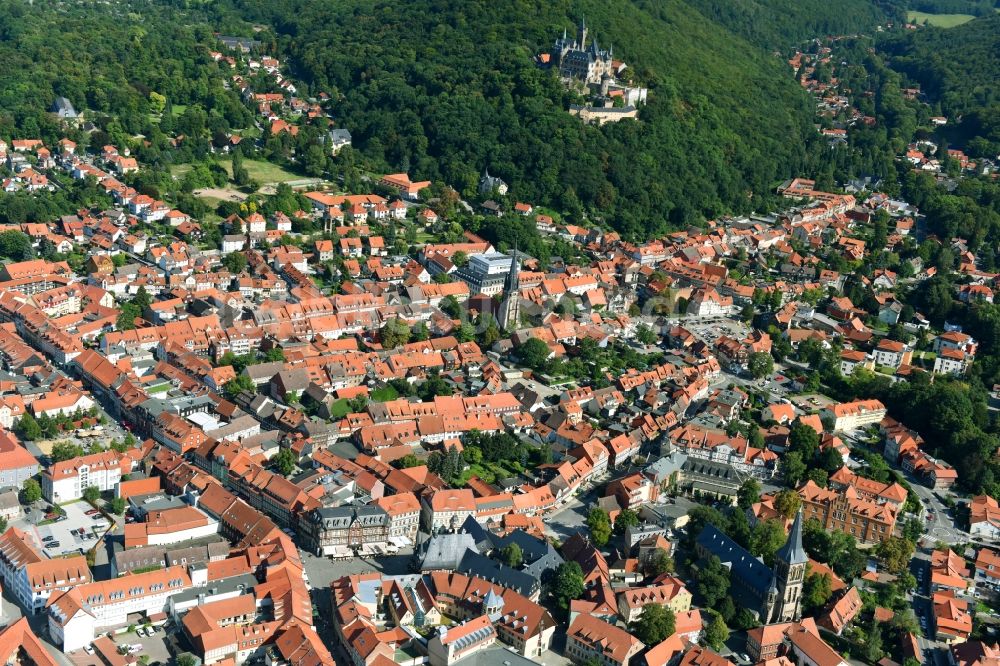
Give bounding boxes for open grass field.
[220,157,301,184]
[907,10,976,26]
[170,163,194,179]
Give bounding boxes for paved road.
[907,481,966,544]
[544,486,601,541]
[301,548,414,592]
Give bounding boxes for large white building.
[454,252,514,296]
[934,347,971,376]
[823,399,887,432]
[0,527,91,614]
[41,450,129,503]
[48,564,196,652]
[123,506,220,549]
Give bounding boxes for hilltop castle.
[547,18,648,125]
[552,18,615,86]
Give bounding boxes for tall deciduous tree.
[630,604,676,645]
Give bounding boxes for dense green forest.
[216,0,846,238]
[684,0,900,48]
[0,0,915,240]
[880,13,1000,155]
[0,0,253,144]
[906,0,998,16]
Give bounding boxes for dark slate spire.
[775,509,808,565]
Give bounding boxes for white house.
[42,450,128,504]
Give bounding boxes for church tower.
[766,509,808,624]
[497,249,521,332]
[578,17,588,49]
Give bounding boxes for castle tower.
[766,509,808,624]
[578,17,587,49]
[497,248,521,332]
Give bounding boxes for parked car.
[83,645,95,655]
[48,541,60,548]
[85,509,99,516]
[127,644,143,654]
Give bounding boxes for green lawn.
[907,10,976,26]
[329,399,350,419]
[370,386,400,402]
[221,157,301,184]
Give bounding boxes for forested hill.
[223,0,835,238]
[880,13,1000,156]
[683,0,900,48]
[0,0,251,142]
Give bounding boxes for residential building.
[817,587,862,635]
[973,548,1000,601]
[931,548,972,593]
[428,614,496,666]
[822,399,887,432]
[933,590,972,644]
[422,489,476,533]
[0,527,91,614]
[971,495,1000,540]
[42,450,129,503]
[48,564,194,651]
[565,614,644,666]
[616,577,691,622]
[0,430,40,488]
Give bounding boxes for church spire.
[775,509,808,566]
[498,244,521,332]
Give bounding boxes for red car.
[85,509,99,516]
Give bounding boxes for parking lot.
[27,501,110,558]
[683,317,752,346]
[790,392,836,410]
[68,625,174,665]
